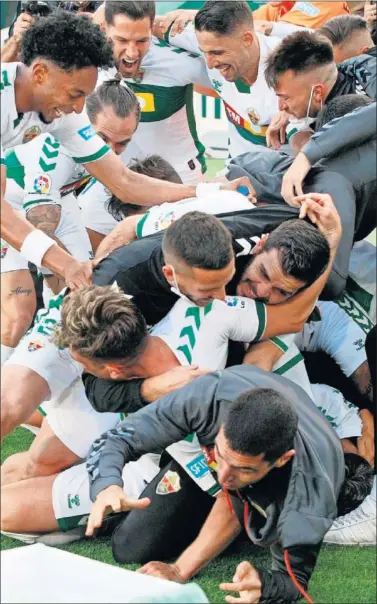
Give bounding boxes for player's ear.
[243,30,254,47]
[32,62,48,85]
[162,264,174,284]
[274,449,296,469]
[252,234,269,255]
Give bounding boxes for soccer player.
[154,1,282,157]
[264,29,376,152]
[1,12,242,291]
[1,80,140,364]
[79,0,214,250]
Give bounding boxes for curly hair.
[20,11,113,70]
[54,285,147,362]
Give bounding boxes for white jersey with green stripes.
[165,25,280,157]
[151,295,312,398]
[98,37,211,175]
[4,134,90,212]
[0,63,110,166]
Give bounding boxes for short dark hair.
[315,94,373,131]
[224,388,298,464]
[319,14,369,48]
[21,11,113,70]
[86,79,140,124]
[337,453,374,516]
[55,285,148,363]
[265,31,334,89]
[195,0,253,36]
[104,1,155,26]
[262,219,330,287]
[162,212,234,271]
[107,155,182,221]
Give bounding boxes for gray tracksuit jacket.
[87,366,345,603]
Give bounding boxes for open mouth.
[54,108,66,119]
[121,58,138,68]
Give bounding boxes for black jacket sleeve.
[82,373,146,414]
[303,103,377,166]
[258,542,322,603]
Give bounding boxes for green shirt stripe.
[255,302,267,341]
[72,145,110,165]
[273,353,304,376]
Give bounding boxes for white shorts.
[311,383,362,440]
[52,453,160,531]
[295,301,367,377]
[79,179,118,237]
[40,378,123,459]
[4,291,81,400]
[1,205,92,275]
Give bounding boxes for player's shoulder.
[222,296,250,310]
[0,62,18,91]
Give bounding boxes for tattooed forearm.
[10,287,32,296]
[26,204,61,237]
[26,204,71,254]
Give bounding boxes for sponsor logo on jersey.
[135,93,156,112]
[33,173,52,195]
[156,470,181,495]
[22,126,41,144]
[67,494,81,509]
[293,2,319,17]
[78,124,96,141]
[133,68,145,84]
[225,296,246,309]
[186,454,210,479]
[223,101,267,137]
[1,241,8,259]
[247,107,260,125]
[28,339,45,352]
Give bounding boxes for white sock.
[1,344,15,366]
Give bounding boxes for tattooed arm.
[25,204,70,255]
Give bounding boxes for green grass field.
[1,427,376,603]
[1,158,376,602]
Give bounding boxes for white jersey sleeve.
[6,135,77,211]
[48,111,111,165]
[136,190,253,237]
[217,296,267,342]
[164,22,202,56]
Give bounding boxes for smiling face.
[31,61,98,122]
[91,105,138,155]
[236,247,306,305]
[106,14,152,79]
[196,28,254,82]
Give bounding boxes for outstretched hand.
[86,485,150,537]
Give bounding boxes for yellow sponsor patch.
[136,93,156,112]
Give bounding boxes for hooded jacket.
[87,366,345,603]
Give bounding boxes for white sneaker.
[324,493,376,546]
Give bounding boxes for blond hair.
[54,285,147,362]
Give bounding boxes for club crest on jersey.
[22,126,41,144]
[247,107,260,125]
[133,69,145,84]
[33,174,52,195]
[156,471,181,495]
[28,340,45,352]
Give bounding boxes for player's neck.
[134,335,180,376]
[15,64,36,114]
[242,35,260,86]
